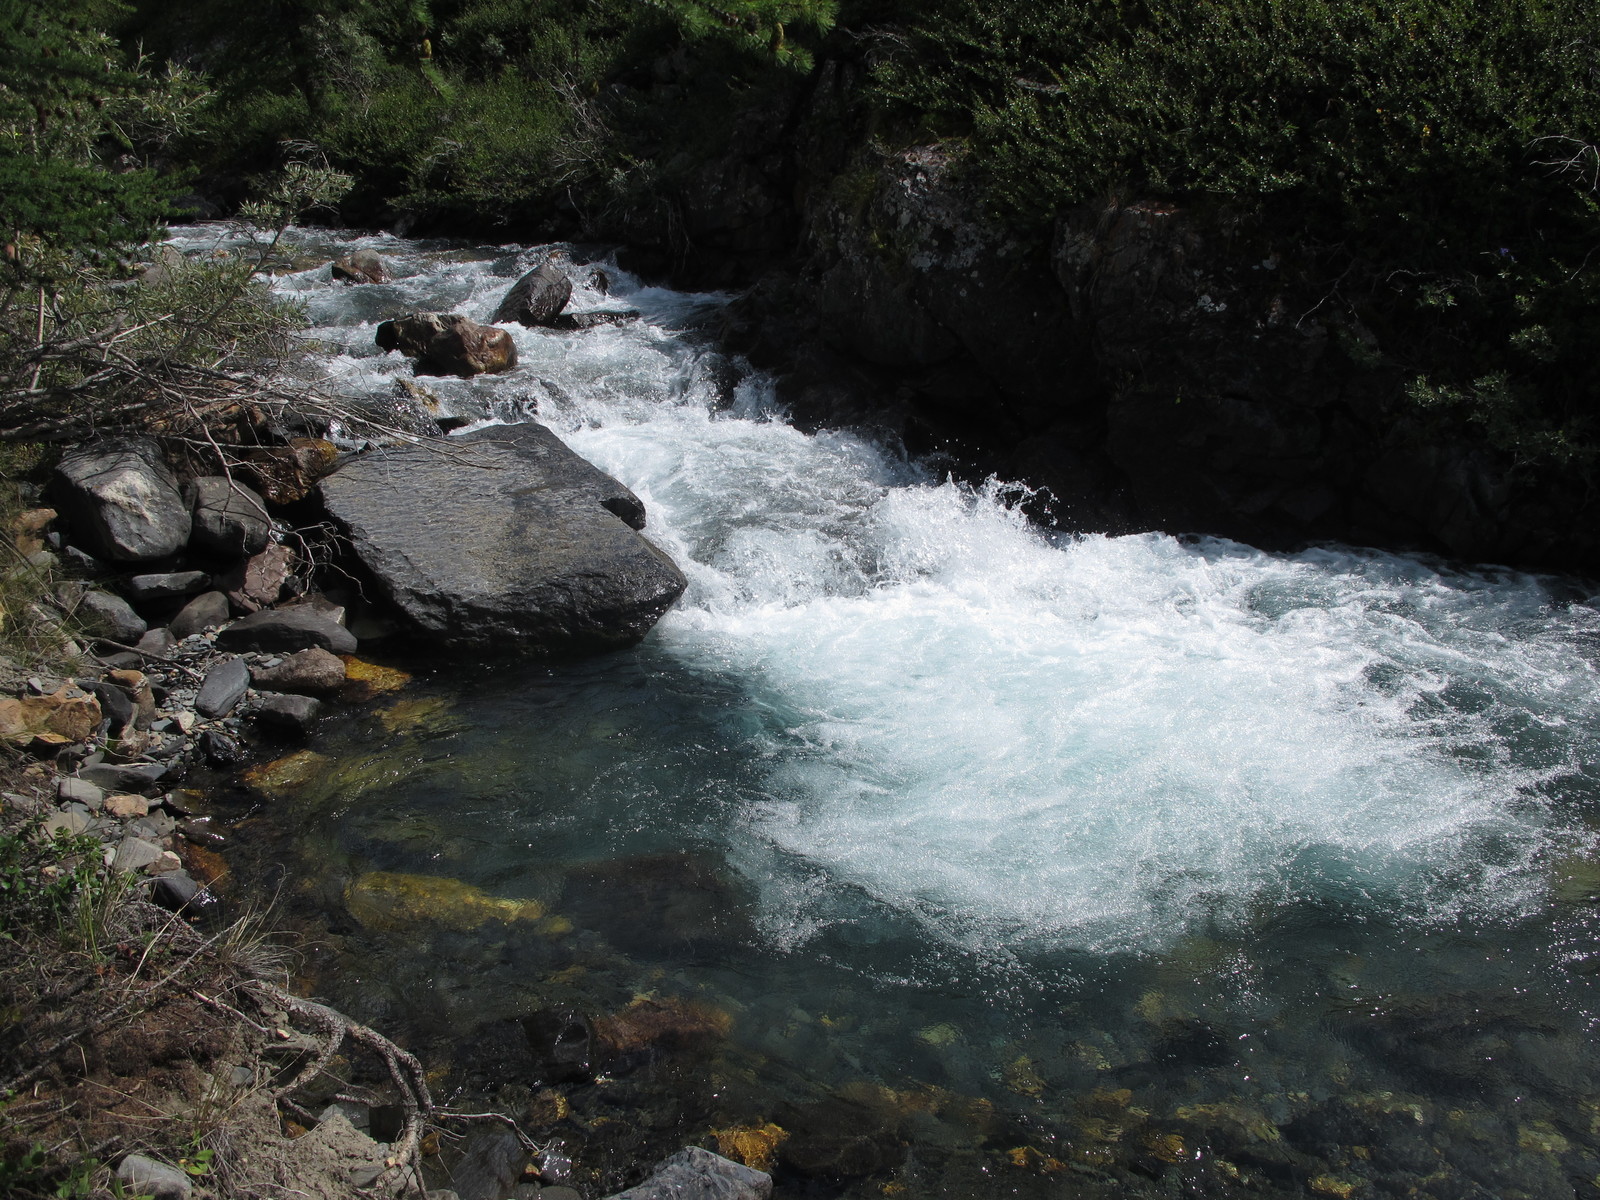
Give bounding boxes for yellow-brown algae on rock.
[345,871,546,932]
[592,995,733,1055]
[241,749,330,797]
[711,1123,788,1173]
[1309,1175,1361,1199]
[339,656,412,702]
[1003,1054,1046,1099]
[1175,1102,1282,1143]
[374,696,452,734]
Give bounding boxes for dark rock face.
[729,127,1600,571]
[375,312,517,377]
[185,476,272,557]
[492,261,572,327]
[53,439,190,563]
[318,422,686,654]
[251,691,323,733]
[332,250,390,284]
[548,309,641,331]
[67,586,148,643]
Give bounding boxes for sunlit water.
[172,226,1600,1198]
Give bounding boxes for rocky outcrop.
[52,439,191,562]
[318,422,686,654]
[492,261,572,326]
[375,312,518,377]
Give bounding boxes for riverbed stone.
[449,1125,528,1200]
[186,476,272,557]
[195,657,251,718]
[216,608,357,654]
[67,587,148,643]
[493,261,572,327]
[251,691,323,733]
[124,570,209,602]
[114,836,165,874]
[251,647,346,695]
[332,250,390,284]
[376,312,518,377]
[218,543,295,612]
[117,1153,192,1200]
[53,439,191,563]
[76,761,166,793]
[169,590,232,639]
[318,422,685,654]
[603,1147,771,1200]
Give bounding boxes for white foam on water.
[238,225,1600,958]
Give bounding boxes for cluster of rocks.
[357,250,639,380]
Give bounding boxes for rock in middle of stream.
[318,422,686,654]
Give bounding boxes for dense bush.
[869,0,1600,465]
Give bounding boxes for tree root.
[247,980,434,1196]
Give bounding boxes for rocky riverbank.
[0,245,761,1199]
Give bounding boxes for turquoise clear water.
[177,226,1600,1198]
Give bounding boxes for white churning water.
[188,225,1600,960]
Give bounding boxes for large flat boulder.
[318,423,685,654]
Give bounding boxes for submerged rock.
[604,1147,771,1200]
[345,870,546,932]
[317,422,686,654]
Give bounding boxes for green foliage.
[0,820,110,945]
[870,0,1600,470]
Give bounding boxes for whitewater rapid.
[213,225,1600,961]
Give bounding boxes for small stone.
[77,761,167,794]
[150,870,200,911]
[318,1100,371,1131]
[230,1066,254,1088]
[150,850,183,875]
[105,793,150,818]
[124,571,210,601]
[135,627,178,657]
[114,836,165,873]
[170,591,232,639]
[218,543,295,613]
[43,810,91,837]
[348,1164,385,1189]
[173,709,196,734]
[251,692,323,734]
[117,1153,192,1200]
[57,777,105,810]
[195,657,251,718]
[198,729,244,767]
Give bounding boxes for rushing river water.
[175,226,1600,1198]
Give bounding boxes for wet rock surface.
[318,422,686,654]
[493,260,573,327]
[376,312,519,377]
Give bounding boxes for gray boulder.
[186,476,272,556]
[216,607,357,654]
[449,1124,527,1200]
[170,590,232,639]
[196,656,251,718]
[604,1148,771,1200]
[493,261,572,327]
[375,312,518,377]
[53,439,190,562]
[251,647,346,695]
[66,586,148,643]
[318,422,684,654]
[125,571,209,601]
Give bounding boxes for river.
[172,224,1600,1199]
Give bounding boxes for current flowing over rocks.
[59,223,1600,1200]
